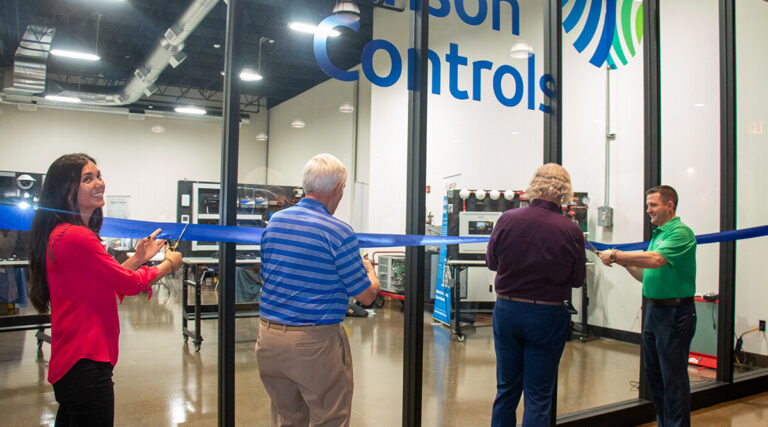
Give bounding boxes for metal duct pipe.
[56,0,220,105]
[5,25,55,95]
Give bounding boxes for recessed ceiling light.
[339,103,354,113]
[51,49,100,61]
[45,94,82,103]
[255,132,268,141]
[694,103,706,107]
[213,43,221,48]
[288,22,340,37]
[291,119,306,128]
[151,125,166,134]
[175,106,206,115]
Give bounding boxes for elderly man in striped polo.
[256,153,380,427]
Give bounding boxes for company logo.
[562,0,644,69]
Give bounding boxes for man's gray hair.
[302,153,348,194]
[525,163,573,205]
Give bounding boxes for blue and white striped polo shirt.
[259,197,371,325]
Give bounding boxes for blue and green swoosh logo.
[563,0,644,69]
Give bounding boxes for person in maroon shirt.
[28,153,183,426]
[486,163,586,427]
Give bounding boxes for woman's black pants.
[52,358,114,427]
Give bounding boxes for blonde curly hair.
[525,163,573,205]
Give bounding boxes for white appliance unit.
[377,255,405,294]
[457,266,497,302]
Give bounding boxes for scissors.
[169,222,190,252]
[585,240,601,255]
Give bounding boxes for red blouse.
[46,223,161,383]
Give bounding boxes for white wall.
[562,0,646,332]
[660,0,721,299]
[0,105,268,223]
[266,77,358,223]
[735,0,768,355]
[368,0,546,237]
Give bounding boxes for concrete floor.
[0,278,761,426]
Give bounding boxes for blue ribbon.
[2,204,767,249]
[0,204,488,247]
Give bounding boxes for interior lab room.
[1,0,767,426]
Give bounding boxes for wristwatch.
[609,250,617,263]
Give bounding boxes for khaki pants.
[256,322,353,427]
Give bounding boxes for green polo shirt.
[642,216,697,299]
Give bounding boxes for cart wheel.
[457,334,466,342]
[194,343,201,352]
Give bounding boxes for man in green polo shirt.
[600,185,697,427]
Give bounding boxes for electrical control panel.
[458,211,502,254]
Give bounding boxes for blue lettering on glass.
[407,49,441,94]
[428,0,451,18]
[493,0,520,35]
[527,53,535,110]
[405,0,518,35]
[446,43,469,100]
[314,15,359,81]
[492,64,524,107]
[314,10,554,113]
[472,60,493,101]
[455,0,488,26]
[362,39,402,87]
[539,74,555,114]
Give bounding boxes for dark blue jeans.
[53,358,115,427]
[642,302,697,427]
[491,299,569,427]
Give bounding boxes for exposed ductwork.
[5,25,56,96]
[53,0,220,106]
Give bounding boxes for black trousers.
[643,302,697,427]
[52,358,114,427]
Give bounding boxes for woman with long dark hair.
[28,153,183,426]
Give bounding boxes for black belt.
[648,296,694,307]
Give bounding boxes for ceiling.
[0,0,380,116]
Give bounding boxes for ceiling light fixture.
[45,94,82,103]
[291,119,306,128]
[151,125,166,134]
[50,49,101,61]
[255,132,269,141]
[509,39,534,59]
[332,1,361,23]
[288,22,340,37]
[175,106,207,115]
[240,67,263,81]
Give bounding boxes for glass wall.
[422,0,545,424]
[660,0,720,388]
[560,0,644,414]
[0,0,227,423]
[734,0,768,380]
